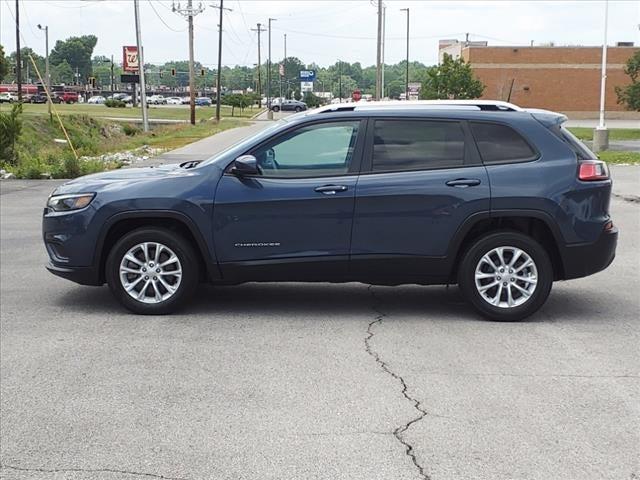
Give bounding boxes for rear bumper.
[561,226,618,280]
[46,262,102,286]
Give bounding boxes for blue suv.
[42,101,617,321]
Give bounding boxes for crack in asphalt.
[613,193,640,204]
[365,285,431,480]
[0,463,189,480]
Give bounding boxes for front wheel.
[294,106,302,112]
[458,231,553,322]
[271,106,280,112]
[106,228,199,314]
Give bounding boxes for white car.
[87,95,106,104]
[147,95,167,105]
[0,92,19,103]
[166,96,183,105]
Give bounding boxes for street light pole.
[37,24,51,119]
[133,0,149,132]
[267,18,276,119]
[110,54,115,96]
[401,8,409,101]
[210,1,231,122]
[594,0,609,152]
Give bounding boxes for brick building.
[439,40,639,117]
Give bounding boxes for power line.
[148,0,186,32]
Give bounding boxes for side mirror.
[231,155,259,176]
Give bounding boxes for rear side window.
[470,122,537,164]
[372,120,466,172]
[557,126,597,160]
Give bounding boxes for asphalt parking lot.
[1,169,638,479]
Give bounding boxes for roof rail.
[311,99,524,114]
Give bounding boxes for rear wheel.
[106,228,199,314]
[458,231,553,321]
[272,105,280,112]
[294,106,302,112]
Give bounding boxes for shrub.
[105,99,126,108]
[0,103,23,165]
[122,123,140,136]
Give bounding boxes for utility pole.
[284,33,287,99]
[251,23,267,99]
[594,0,610,152]
[15,0,22,101]
[173,0,205,125]
[110,54,115,96]
[375,0,382,100]
[210,1,232,122]
[338,60,342,102]
[380,6,386,98]
[400,8,409,101]
[133,0,149,132]
[37,24,51,119]
[267,18,276,119]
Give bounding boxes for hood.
[53,163,206,195]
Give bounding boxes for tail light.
[578,160,609,181]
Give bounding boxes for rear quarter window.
[470,122,537,164]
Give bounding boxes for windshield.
[197,117,293,168]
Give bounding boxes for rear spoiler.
[525,108,568,128]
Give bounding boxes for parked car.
[166,96,183,105]
[29,94,48,104]
[0,92,19,103]
[42,100,617,320]
[52,91,79,104]
[87,95,106,104]
[147,95,167,105]
[181,97,190,105]
[271,99,307,112]
[195,96,212,106]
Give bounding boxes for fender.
[94,209,220,282]
[446,208,566,264]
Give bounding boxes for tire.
[272,106,280,112]
[458,231,553,322]
[106,227,199,314]
[294,106,302,112]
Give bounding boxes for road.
[1,168,638,477]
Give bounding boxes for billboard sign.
[122,46,139,73]
[299,70,316,81]
[300,81,313,93]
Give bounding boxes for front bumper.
[561,226,618,280]
[46,262,102,286]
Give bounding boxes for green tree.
[0,45,8,82]
[0,103,23,166]
[420,53,484,100]
[616,50,640,111]
[51,60,74,84]
[49,35,98,82]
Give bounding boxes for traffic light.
[12,66,16,74]
[89,77,96,88]
[200,68,205,77]
[171,68,176,76]
[159,70,163,78]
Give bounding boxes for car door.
[350,117,490,282]
[213,118,366,281]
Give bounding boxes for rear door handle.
[314,185,348,195]
[446,178,481,188]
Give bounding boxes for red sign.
[122,46,139,73]
[352,89,362,102]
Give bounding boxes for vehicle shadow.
[52,281,608,323]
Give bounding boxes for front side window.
[470,122,537,164]
[252,121,360,177]
[372,120,466,172]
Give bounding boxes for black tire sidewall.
[458,231,553,322]
[106,228,199,315]
[272,106,280,112]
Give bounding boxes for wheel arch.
[95,210,218,283]
[448,210,566,281]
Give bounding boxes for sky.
[1,0,639,69]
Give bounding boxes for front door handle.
[446,178,481,188]
[314,185,348,195]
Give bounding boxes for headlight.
[47,193,95,212]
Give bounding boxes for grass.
[2,112,249,179]
[0,102,261,121]
[598,151,640,165]
[568,127,640,141]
